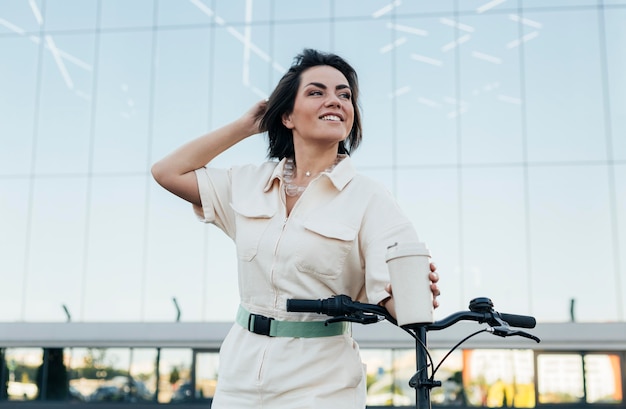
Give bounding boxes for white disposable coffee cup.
[385,242,433,327]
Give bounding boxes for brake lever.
[326,312,381,325]
[513,330,541,343]
[488,326,541,343]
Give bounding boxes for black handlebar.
[288,294,539,409]
[287,299,331,313]
[287,295,391,326]
[499,312,536,329]
[287,294,537,332]
[287,295,386,317]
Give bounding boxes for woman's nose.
[325,94,341,107]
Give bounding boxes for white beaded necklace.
[283,156,343,197]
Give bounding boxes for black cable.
[400,327,435,380]
[431,328,488,380]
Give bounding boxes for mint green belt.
[236,306,349,338]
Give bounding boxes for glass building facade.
[1,0,625,325]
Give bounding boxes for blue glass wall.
[1,0,625,323]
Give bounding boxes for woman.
[152,49,440,408]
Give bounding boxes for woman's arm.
[151,100,267,206]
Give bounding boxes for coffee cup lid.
[385,242,430,259]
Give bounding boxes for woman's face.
[282,65,354,149]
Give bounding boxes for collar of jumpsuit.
[265,154,353,194]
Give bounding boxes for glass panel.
[157,0,217,27]
[145,183,210,322]
[44,0,98,31]
[617,164,626,321]
[584,354,623,404]
[0,36,38,176]
[1,0,623,328]
[429,349,465,406]
[83,176,146,321]
[99,0,154,29]
[151,27,211,167]
[128,348,157,402]
[212,0,271,24]
[67,347,98,401]
[362,348,393,406]
[35,32,96,174]
[605,9,626,161]
[524,9,606,163]
[523,0,600,7]
[272,0,331,21]
[396,168,464,316]
[458,13,524,164]
[334,0,403,18]
[464,349,535,407]
[65,348,85,402]
[2,348,42,401]
[392,349,416,406]
[195,351,219,400]
[537,353,583,404]
[23,177,88,322]
[396,0,456,14]
[0,0,44,33]
[528,165,616,322]
[0,179,29,321]
[157,348,193,403]
[334,18,394,169]
[91,31,152,174]
[462,167,529,313]
[69,347,131,402]
[271,22,332,82]
[393,15,457,167]
[209,25,272,169]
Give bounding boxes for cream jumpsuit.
[194,156,421,408]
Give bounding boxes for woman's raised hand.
[239,99,269,137]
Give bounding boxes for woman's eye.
[309,90,323,96]
[339,92,352,99]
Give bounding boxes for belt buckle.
[248,313,274,336]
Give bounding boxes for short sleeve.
[194,166,236,239]
[360,188,421,305]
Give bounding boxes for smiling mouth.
[320,114,342,121]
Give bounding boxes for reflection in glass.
[537,353,583,404]
[157,348,193,403]
[66,347,138,402]
[584,354,623,404]
[391,349,418,406]
[362,348,393,406]
[128,348,157,402]
[195,351,219,400]
[1,348,42,401]
[464,349,535,407]
[429,349,465,407]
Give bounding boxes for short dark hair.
[261,49,362,159]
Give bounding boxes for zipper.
[271,218,287,308]
[269,183,308,307]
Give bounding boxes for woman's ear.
[282,113,294,129]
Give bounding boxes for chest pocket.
[295,219,357,278]
[232,203,275,262]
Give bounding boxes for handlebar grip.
[286,299,323,313]
[499,313,536,329]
